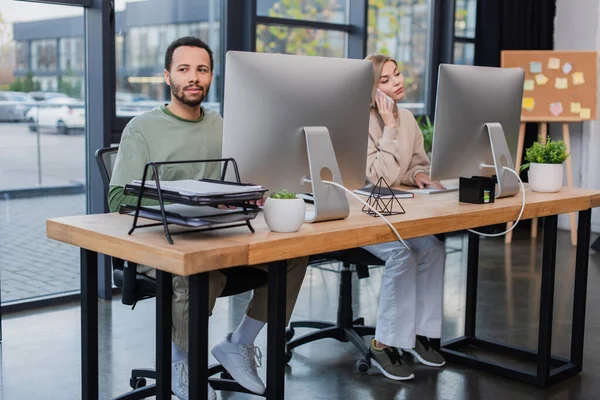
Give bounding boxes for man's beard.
[171,82,210,107]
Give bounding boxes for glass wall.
[0,2,86,304]
[31,39,58,71]
[255,0,350,60]
[115,0,222,117]
[256,24,345,57]
[367,0,433,114]
[257,0,347,23]
[454,0,476,65]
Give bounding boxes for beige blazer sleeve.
[366,114,404,186]
[400,114,431,186]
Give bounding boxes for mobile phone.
[376,88,395,108]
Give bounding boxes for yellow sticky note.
[535,74,548,85]
[555,77,568,89]
[523,79,535,91]
[580,108,591,119]
[571,102,581,113]
[522,97,535,111]
[548,57,560,70]
[573,72,585,85]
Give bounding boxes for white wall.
[553,0,600,233]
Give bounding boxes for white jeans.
[363,236,445,349]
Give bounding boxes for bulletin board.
[501,50,598,122]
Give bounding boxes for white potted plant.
[263,189,306,233]
[521,137,569,193]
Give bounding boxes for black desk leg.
[537,215,558,386]
[81,249,98,400]
[465,232,480,337]
[267,261,288,400]
[571,209,591,367]
[156,270,173,400]
[189,273,210,400]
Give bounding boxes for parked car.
[26,97,85,135]
[28,91,70,102]
[0,91,37,122]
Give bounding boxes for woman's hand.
[375,90,397,128]
[415,173,445,190]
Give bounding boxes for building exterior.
[12,0,221,102]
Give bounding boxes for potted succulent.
[263,189,306,233]
[520,137,569,193]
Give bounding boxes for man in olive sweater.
[110,36,308,400]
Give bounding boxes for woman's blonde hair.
[365,53,398,119]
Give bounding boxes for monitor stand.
[482,122,520,198]
[302,126,350,222]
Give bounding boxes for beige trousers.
[140,257,309,351]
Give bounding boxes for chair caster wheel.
[285,350,293,364]
[286,328,295,341]
[130,377,147,389]
[356,359,371,374]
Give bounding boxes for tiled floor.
[1,231,600,399]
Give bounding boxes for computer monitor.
[430,64,525,197]
[221,51,373,221]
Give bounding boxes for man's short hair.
[164,36,214,73]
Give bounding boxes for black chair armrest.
[355,264,370,279]
[111,257,140,306]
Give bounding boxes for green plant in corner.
[270,189,297,199]
[520,137,569,171]
[416,115,433,155]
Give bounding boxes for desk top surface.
[47,187,600,275]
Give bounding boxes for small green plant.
[520,137,569,171]
[416,115,433,155]
[270,189,297,199]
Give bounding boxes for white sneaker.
[211,333,266,395]
[172,360,216,400]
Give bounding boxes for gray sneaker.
[369,339,415,381]
[403,335,446,367]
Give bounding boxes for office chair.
[286,249,385,374]
[592,236,600,252]
[96,146,269,399]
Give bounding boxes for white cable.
[319,180,411,251]
[467,166,526,237]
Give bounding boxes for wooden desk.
[47,188,600,398]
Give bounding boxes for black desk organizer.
[459,176,496,204]
[122,158,267,244]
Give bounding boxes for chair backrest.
[95,146,119,191]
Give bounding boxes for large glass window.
[367,0,433,113]
[59,37,84,71]
[255,0,350,60]
[16,41,29,71]
[256,24,345,57]
[453,0,476,65]
[31,39,58,71]
[0,3,86,305]
[257,0,347,24]
[115,0,221,117]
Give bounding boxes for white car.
[27,97,85,135]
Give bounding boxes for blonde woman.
[362,53,446,381]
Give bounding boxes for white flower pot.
[528,163,564,193]
[263,197,306,233]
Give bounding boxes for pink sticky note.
[550,102,563,117]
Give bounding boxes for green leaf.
[523,137,569,165]
[270,189,297,199]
